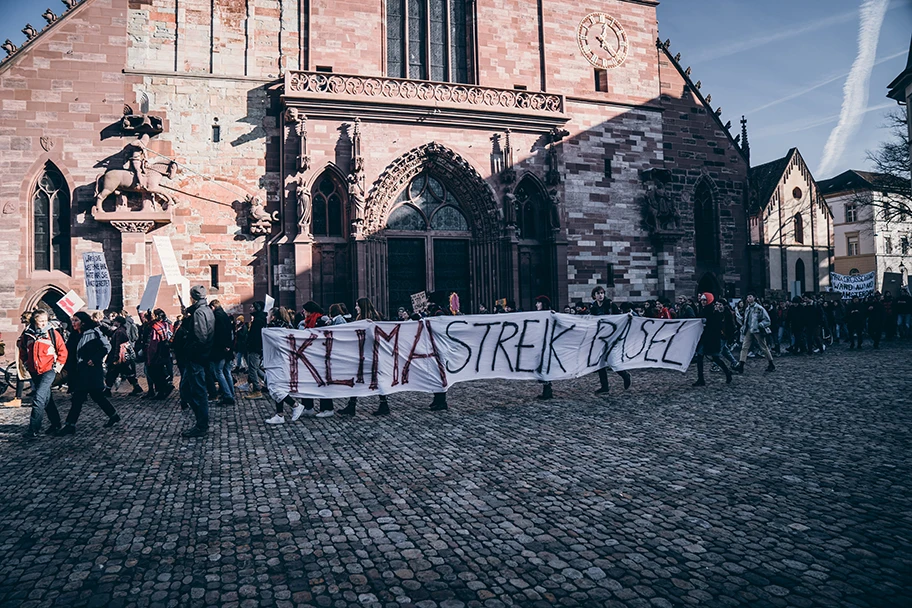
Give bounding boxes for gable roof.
[818,169,911,197]
[887,36,912,101]
[748,149,795,213]
[0,0,90,73]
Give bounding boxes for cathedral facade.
[0,0,750,333]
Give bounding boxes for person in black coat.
[846,295,867,349]
[590,286,632,394]
[866,293,885,349]
[245,302,269,397]
[172,286,215,437]
[693,293,733,386]
[57,311,120,435]
[208,299,236,405]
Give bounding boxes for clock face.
[577,12,628,69]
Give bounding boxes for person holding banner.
[692,293,733,387]
[340,298,392,417]
[208,300,236,406]
[733,294,775,374]
[590,286,632,394]
[172,286,215,438]
[243,302,268,399]
[57,311,121,435]
[18,310,68,439]
[534,296,556,401]
[847,295,867,349]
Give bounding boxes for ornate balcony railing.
[285,71,564,115]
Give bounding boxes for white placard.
[138,275,163,312]
[262,312,704,400]
[177,277,191,308]
[56,290,86,317]
[265,294,275,313]
[153,236,183,286]
[82,252,111,311]
[830,271,876,299]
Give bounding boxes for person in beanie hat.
[692,292,733,386]
[172,285,215,437]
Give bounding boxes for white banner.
[153,236,183,286]
[138,275,163,312]
[82,252,112,311]
[262,312,703,400]
[830,271,875,299]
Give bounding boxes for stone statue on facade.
[93,133,177,214]
[296,176,312,236]
[502,192,517,229]
[547,188,561,230]
[247,195,278,236]
[641,174,681,233]
[348,157,366,237]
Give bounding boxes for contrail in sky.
[816,0,891,177]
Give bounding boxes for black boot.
[429,393,448,411]
[618,370,631,390]
[766,361,775,373]
[372,396,390,416]
[733,361,744,374]
[693,358,706,386]
[537,383,553,400]
[340,397,357,416]
[130,382,143,396]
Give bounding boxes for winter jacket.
[173,300,215,364]
[589,300,618,316]
[17,325,68,376]
[70,327,110,392]
[741,302,771,335]
[246,311,268,355]
[146,319,173,366]
[698,303,723,355]
[234,323,248,354]
[211,307,235,361]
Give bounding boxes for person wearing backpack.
[103,316,144,396]
[18,310,68,439]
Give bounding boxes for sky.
[1,0,910,181]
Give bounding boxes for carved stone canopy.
[120,113,163,137]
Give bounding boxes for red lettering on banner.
[370,325,401,390]
[355,329,366,384]
[286,333,325,393]
[401,320,448,387]
[323,330,355,387]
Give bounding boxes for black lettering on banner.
[472,322,500,373]
[661,320,690,366]
[286,332,325,392]
[370,325,401,390]
[547,321,575,374]
[444,321,472,374]
[323,330,355,387]
[492,321,519,372]
[401,320,448,387]
[515,319,541,373]
[643,320,682,363]
[622,319,653,362]
[587,318,621,367]
[536,318,550,373]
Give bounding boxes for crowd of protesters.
[11,283,911,440]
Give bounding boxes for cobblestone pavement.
[0,341,910,608]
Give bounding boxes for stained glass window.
[387,204,427,231]
[312,172,345,237]
[430,205,468,231]
[387,173,469,232]
[514,177,547,241]
[33,162,70,272]
[387,0,471,83]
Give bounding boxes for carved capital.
[110,220,155,233]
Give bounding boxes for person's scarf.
[76,327,101,363]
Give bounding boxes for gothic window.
[311,172,346,237]
[795,258,806,294]
[514,177,548,241]
[33,162,71,273]
[387,0,471,83]
[794,213,804,244]
[693,180,718,265]
[386,173,469,232]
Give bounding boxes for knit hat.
[190,285,207,301]
[700,292,714,305]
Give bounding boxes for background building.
[819,170,912,292]
[747,148,833,296]
[0,0,751,334]
[886,36,912,190]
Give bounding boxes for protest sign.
[177,277,191,308]
[152,236,183,286]
[265,294,276,313]
[82,252,111,311]
[138,275,163,312]
[830,271,875,299]
[56,290,86,317]
[410,291,429,314]
[262,312,703,399]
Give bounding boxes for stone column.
[111,220,156,309]
[652,231,685,301]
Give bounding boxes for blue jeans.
[247,352,265,391]
[28,370,60,433]
[209,358,235,402]
[181,362,209,431]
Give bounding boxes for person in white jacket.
[734,293,775,374]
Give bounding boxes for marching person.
[19,310,68,439]
[692,293,733,386]
[233,314,248,375]
[244,301,268,398]
[341,297,391,416]
[589,286,632,394]
[846,294,866,349]
[103,316,144,397]
[58,311,121,435]
[208,299,236,406]
[534,295,555,401]
[145,308,174,399]
[733,293,775,374]
[172,286,215,438]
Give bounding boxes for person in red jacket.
[18,310,68,439]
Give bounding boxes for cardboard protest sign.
[82,252,111,311]
[56,290,86,317]
[177,277,191,308]
[262,312,703,400]
[138,275,163,312]
[410,291,429,314]
[153,236,183,286]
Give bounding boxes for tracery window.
[386,173,468,231]
[387,0,471,83]
[33,162,71,273]
[311,172,346,237]
[514,177,548,240]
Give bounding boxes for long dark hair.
[72,310,97,331]
[356,297,382,321]
[329,302,348,318]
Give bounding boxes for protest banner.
[82,252,111,311]
[138,275,163,312]
[830,271,875,299]
[410,291,429,314]
[56,290,86,317]
[262,312,703,399]
[152,236,183,286]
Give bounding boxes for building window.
[594,69,607,92]
[514,176,550,240]
[885,237,893,254]
[845,202,857,223]
[847,234,860,256]
[794,213,804,244]
[33,161,71,273]
[209,264,220,290]
[311,172,346,237]
[792,187,802,199]
[902,236,910,256]
[693,180,719,266]
[387,0,471,83]
[386,173,468,232]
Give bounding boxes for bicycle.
[0,361,30,398]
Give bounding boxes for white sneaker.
[290,404,305,421]
[300,408,317,417]
[315,410,334,418]
[265,414,285,425]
